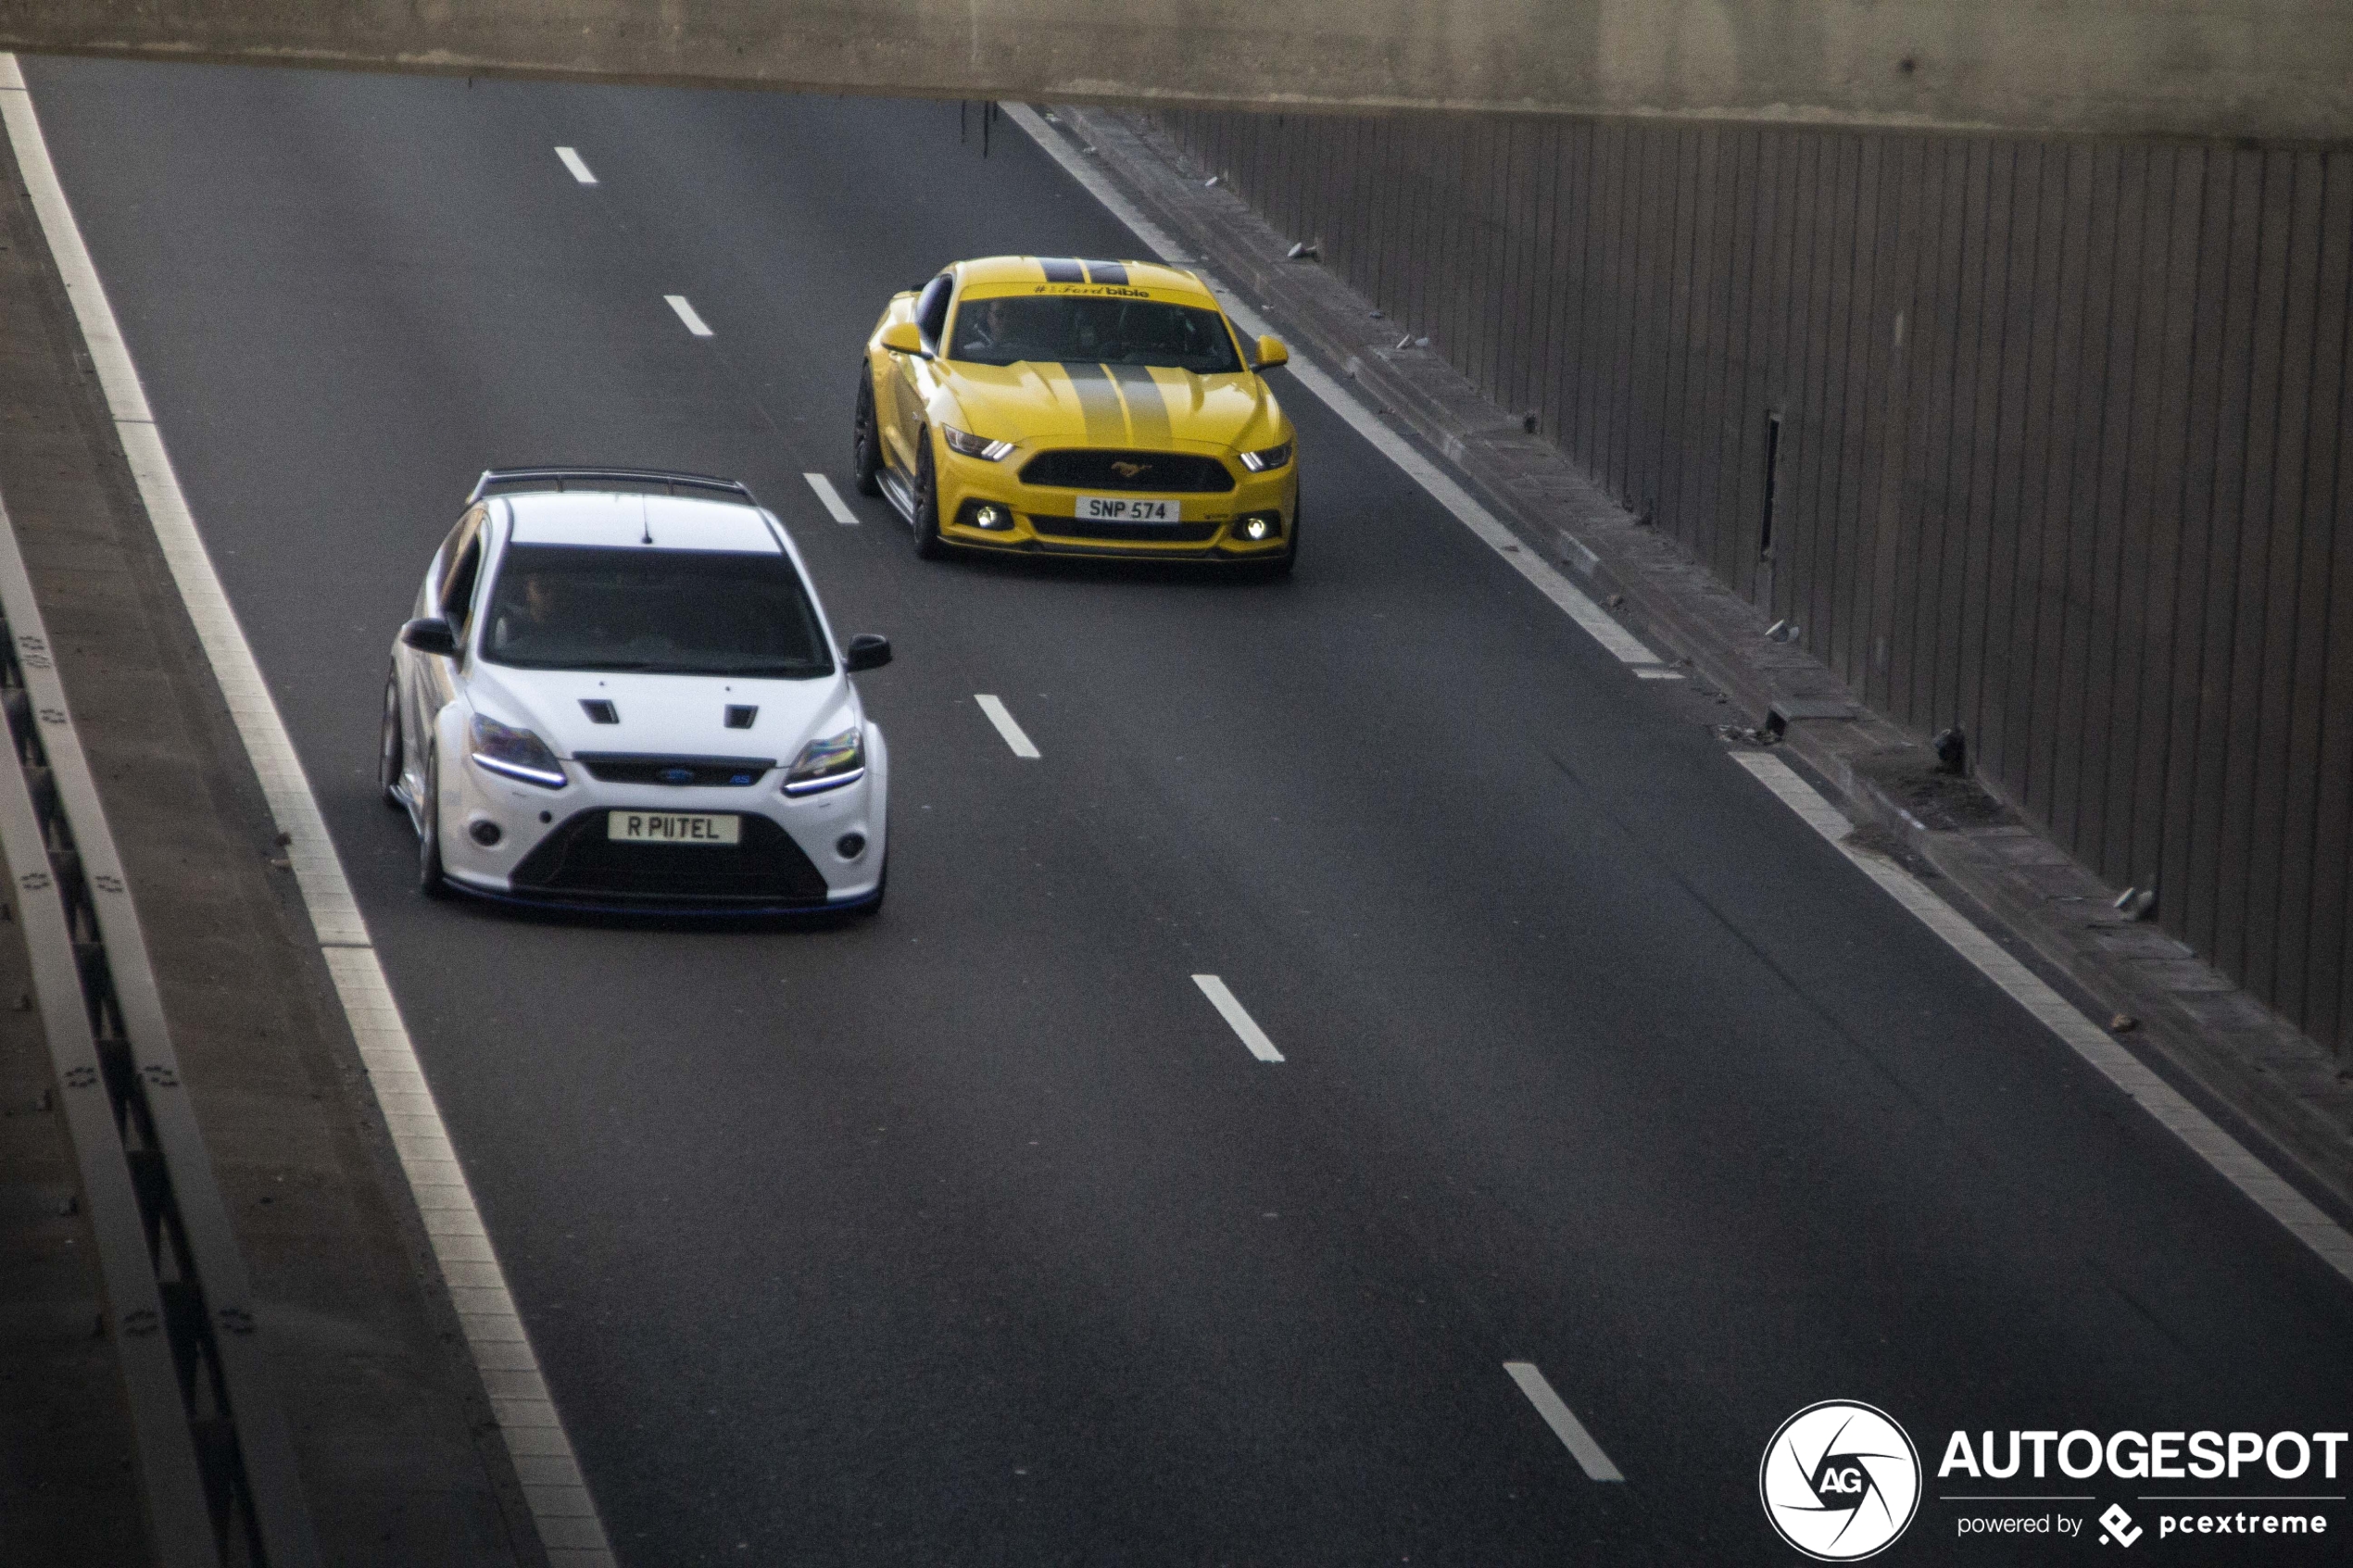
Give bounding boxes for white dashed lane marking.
[664,295,712,337]
[803,472,859,526]
[974,695,1040,759]
[1191,974,1283,1063]
[1504,1362,1624,1481]
[554,146,597,185]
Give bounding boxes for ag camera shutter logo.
[1760,1400,1922,1561]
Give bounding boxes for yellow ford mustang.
[853,256,1299,570]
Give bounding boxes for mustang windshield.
[950,295,1243,373]
[482,545,834,678]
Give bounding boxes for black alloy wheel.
[911,434,946,560]
[851,371,883,497]
[418,750,448,897]
[378,668,406,809]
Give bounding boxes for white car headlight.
[784,727,865,796]
[942,424,1015,461]
[469,714,567,788]
[1238,440,1293,473]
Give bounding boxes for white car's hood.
[464,661,855,764]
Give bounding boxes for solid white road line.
[1191,974,1284,1063]
[553,146,597,185]
[804,471,860,526]
[1504,1362,1625,1481]
[1003,104,1670,674]
[1730,751,2353,1289]
[0,55,619,1568]
[665,294,713,337]
[975,694,1040,759]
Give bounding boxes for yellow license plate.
[607,810,740,846]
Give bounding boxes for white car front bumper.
[434,722,887,911]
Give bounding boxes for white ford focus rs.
[379,468,890,913]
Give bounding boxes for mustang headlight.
[469,714,567,788]
[784,727,866,796]
[941,425,1015,461]
[1238,440,1293,473]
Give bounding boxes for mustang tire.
[851,372,884,497]
[911,434,947,560]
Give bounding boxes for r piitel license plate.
[1076,495,1177,523]
[608,810,740,847]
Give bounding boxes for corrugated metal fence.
[1155,108,2353,1058]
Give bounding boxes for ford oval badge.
[656,766,696,785]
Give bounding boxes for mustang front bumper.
[935,445,1297,559]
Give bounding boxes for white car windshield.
[481,545,835,678]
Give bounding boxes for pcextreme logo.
[1760,1401,1924,1561]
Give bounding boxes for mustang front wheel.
[911,435,946,560]
[851,372,883,497]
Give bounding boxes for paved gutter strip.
[1731,751,2353,1287]
[0,487,321,1566]
[0,54,613,1568]
[0,527,214,1566]
[1043,99,2353,1232]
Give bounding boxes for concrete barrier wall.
[1156,106,2353,1056]
[2,1,2350,142]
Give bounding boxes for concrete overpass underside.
[0,0,2347,144]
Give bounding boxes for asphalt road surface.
[24,59,2353,1564]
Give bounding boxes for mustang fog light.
[1235,510,1282,542]
[468,819,503,847]
[836,833,867,859]
[957,499,1012,531]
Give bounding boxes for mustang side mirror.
[844,633,893,672]
[400,617,460,656]
[1252,334,1290,370]
[878,320,929,359]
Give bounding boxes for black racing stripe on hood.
[1081,260,1129,285]
[1038,257,1086,282]
[1058,361,1127,444]
[1104,363,1171,445]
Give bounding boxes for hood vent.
[580,699,620,724]
[724,705,758,730]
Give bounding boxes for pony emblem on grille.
[1111,460,1151,479]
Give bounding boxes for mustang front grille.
[1018,449,1235,493]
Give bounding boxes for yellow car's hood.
[944,362,1283,451]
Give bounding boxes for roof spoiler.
[468,468,759,505]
